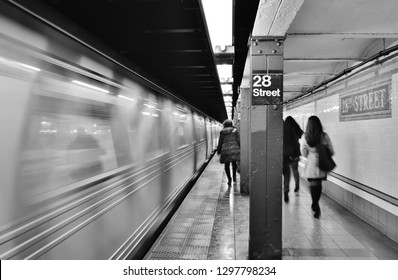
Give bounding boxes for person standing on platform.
[217,119,240,185]
[300,116,334,218]
[283,116,303,202]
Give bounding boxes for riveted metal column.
[248,36,284,260]
[239,86,250,195]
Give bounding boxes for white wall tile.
[285,59,398,211]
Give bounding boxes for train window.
[17,94,118,200]
[127,95,163,163]
[196,115,206,141]
[143,99,163,160]
[173,107,191,148]
[0,38,42,81]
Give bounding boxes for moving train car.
[0,2,220,259]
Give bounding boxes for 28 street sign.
[251,74,283,105]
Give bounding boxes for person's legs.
[224,162,232,184]
[283,157,291,202]
[310,179,322,218]
[290,160,300,192]
[309,181,316,211]
[232,161,237,182]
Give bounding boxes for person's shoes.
[284,191,289,203]
[294,187,299,192]
[314,210,321,219]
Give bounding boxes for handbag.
[316,144,336,172]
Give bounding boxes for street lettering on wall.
[340,81,391,121]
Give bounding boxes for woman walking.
[217,119,240,185]
[300,116,334,218]
[283,116,303,202]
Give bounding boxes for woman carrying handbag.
[300,116,335,219]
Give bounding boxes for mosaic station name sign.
[340,81,391,121]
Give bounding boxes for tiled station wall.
[284,54,398,242]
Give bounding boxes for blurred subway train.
[0,2,220,259]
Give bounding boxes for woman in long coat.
[283,116,303,202]
[300,116,334,218]
[217,119,240,185]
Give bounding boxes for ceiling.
[251,0,398,104]
[11,0,396,120]
[12,0,253,123]
[232,0,261,109]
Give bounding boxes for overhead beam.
[104,28,202,35]
[284,84,316,87]
[193,86,219,89]
[151,65,210,69]
[284,58,367,62]
[252,0,305,36]
[284,72,336,76]
[180,81,215,84]
[286,32,398,39]
[121,49,207,54]
[162,73,213,77]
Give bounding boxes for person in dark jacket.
[283,116,303,202]
[217,119,240,185]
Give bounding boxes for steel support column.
[247,36,284,260]
[239,86,250,195]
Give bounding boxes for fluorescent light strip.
[72,80,109,93]
[0,57,41,72]
[18,63,41,72]
[119,95,135,102]
[144,104,155,108]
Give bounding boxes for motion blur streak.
[0,2,219,260]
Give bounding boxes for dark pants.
[283,157,300,194]
[225,161,237,184]
[309,179,323,216]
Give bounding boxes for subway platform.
[145,155,398,260]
